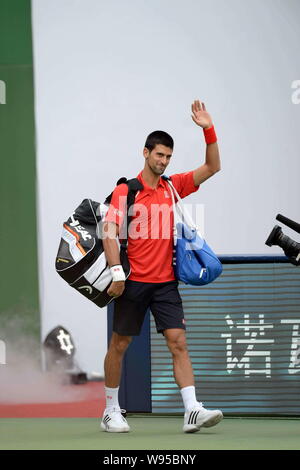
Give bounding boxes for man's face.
[143,144,173,175]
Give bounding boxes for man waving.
[101,100,222,433]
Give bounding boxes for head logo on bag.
[55,178,143,308]
[78,285,93,295]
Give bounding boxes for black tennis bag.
[55,177,143,308]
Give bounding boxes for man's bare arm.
[102,221,125,297]
[102,222,121,266]
[190,99,221,186]
[193,141,221,186]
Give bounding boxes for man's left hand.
[191,100,213,129]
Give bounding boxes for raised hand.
[191,100,213,129]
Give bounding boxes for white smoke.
[0,321,92,404]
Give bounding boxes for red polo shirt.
[104,171,200,282]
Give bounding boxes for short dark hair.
[144,130,174,152]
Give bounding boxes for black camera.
[265,214,300,266]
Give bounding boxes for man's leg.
[104,332,132,388]
[164,328,223,433]
[164,328,200,410]
[163,328,195,388]
[101,332,132,433]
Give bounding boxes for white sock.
[180,386,201,412]
[105,386,120,410]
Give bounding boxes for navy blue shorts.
[113,280,185,336]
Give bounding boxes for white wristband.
[110,265,126,282]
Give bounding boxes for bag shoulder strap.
[126,177,143,193]
[124,177,143,238]
[163,175,199,233]
[104,177,143,204]
[119,177,144,248]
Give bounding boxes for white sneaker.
[101,407,130,433]
[183,404,223,433]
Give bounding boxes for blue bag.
[166,178,223,286]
